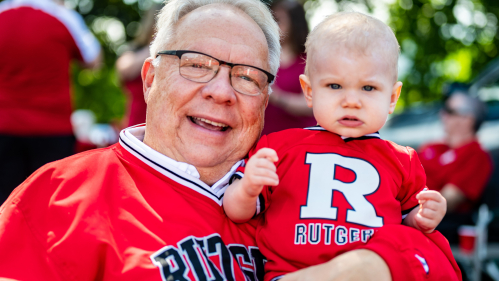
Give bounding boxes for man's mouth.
[189,116,230,131]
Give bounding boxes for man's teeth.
[193,117,228,128]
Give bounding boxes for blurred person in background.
[0,0,101,203]
[419,87,493,243]
[116,3,162,128]
[262,0,315,135]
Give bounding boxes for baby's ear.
[389,81,403,114]
[299,74,314,108]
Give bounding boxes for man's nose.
[200,65,237,105]
[341,90,362,108]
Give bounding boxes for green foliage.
[302,0,499,109]
[70,0,146,123]
[389,0,499,107]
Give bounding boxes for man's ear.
[142,57,155,103]
[299,74,313,108]
[389,81,403,114]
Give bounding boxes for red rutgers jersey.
[0,126,264,281]
[237,127,426,281]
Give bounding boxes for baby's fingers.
[252,157,277,172]
[251,174,279,186]
[418,207,440,220]
[414,214,437,233]
[417,190,445,203]
[254,148,279,163]
[420,200,443,212]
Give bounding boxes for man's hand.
[279,249,391,281]
[240,148,279,198]
[414,189,447,233]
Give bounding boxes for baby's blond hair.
[305,12,400,81]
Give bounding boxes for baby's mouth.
[189,116,230,132]
[338,116,363,127]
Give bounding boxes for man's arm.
[279,249,391,281]
[440,183,466,212]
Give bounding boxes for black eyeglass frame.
[156,50,275,84]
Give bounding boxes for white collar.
[304,125,381,141]
[119,125,244,205]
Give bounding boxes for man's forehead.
[171,3,269,68]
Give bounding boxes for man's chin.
[182,145,235,168]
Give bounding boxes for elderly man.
[0,0,459,280]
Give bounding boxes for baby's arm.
[403,189,447,233]
[223,148,279,223]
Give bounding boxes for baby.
[224,12,446,281]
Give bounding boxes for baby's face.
[301,46,401,138]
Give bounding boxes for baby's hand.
[240,148,279,198]
[414,189,447,233]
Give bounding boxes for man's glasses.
[156,50,274,96]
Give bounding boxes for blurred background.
[1,0,499,279]
[57,0,499,126]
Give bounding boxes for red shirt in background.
[0,0,100,136]
[262,55,316,135]
[124,75,147,127]
[419,140,493,212]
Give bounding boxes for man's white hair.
[150,0,280,76]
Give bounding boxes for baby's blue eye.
[329,84,341,90]
[363,85,375,91]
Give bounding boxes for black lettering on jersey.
[322,224,334,245]
[151,234,264,281]
[207,235,235,281]
[229,245,255,281]
[151,245,190,281]
[294,224,307,245]
[250,246,266,281]
[308,223,321,244]
[180,238,214,280]
[335,226,348,245]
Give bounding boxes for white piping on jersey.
[304,126,381,140]
[0,0,100,63]
[119,125,244,206]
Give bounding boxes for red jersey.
[0,0,100,135]
[237,127,426,280]
[0,126,265,281]
[419,140,492,212]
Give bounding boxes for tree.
[302,0,499,108]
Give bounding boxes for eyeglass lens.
[178,52,268,96]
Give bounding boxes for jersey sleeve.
[446,151,492,201]
[0,176,63,280]
[397,147,426,215]
[361,225,462,281]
